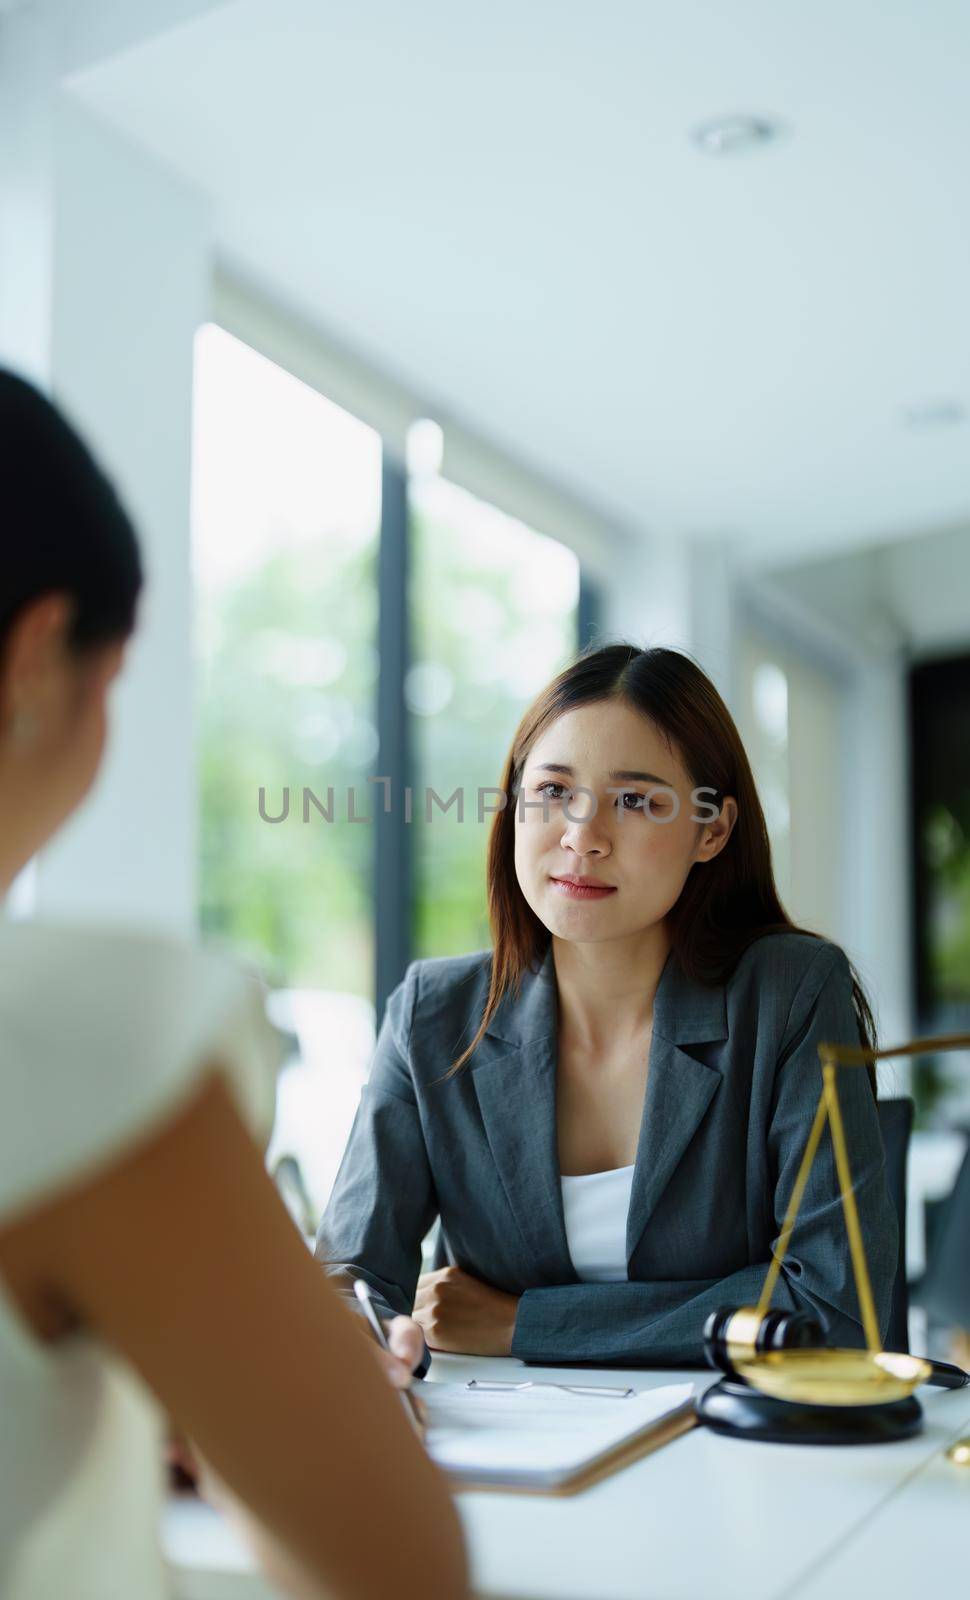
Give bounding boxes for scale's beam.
[820,1032,970,1064]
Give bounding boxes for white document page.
[423,1381,695,1487]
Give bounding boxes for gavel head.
[703,1305,825,1380]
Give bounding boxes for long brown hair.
[452,642,878,1092]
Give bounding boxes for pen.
[353,1278,427,1439]
[466,1379,635,1397]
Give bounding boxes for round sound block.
[697,1378,924,1445]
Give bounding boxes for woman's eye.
[536,781,567,801]
[615,790,671,814]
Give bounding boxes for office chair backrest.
[876,1097,914,1354]
[915,1142,970,1329]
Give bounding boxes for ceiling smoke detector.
[902,400,967,429]
[691,114,784,155]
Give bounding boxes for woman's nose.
[560,797,610,855]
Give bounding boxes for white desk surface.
[164,1353,970,1600]
[787,1406,970,1599]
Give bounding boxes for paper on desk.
[422,1380,695,1488]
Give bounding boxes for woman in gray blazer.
[317,643,897,1368]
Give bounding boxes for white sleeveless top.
[560,1165,635,1282]
[0,919,279,1599]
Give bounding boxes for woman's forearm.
[511,1261,877,1366]
[37,1076,469,1600]
[198,1460,323,1600]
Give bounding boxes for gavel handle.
[923,1359,970,1389]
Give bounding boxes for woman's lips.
[549,876,617,900]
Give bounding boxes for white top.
[560,1165,635,1282]
[0,919,279,1599]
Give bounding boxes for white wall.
[35,98,209,933]
[603,532,693,655]
[738,567,915,1083]
[688,538,737,708]
[1,4,211,934]
[787,651,843,940]
[0,2,56,383]
[735,619,847,945]
[883,522,970,660]
[842,656,913,1057]
[757,518,970,1060]
[773,519,970,666]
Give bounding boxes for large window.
[410,473,580,959]
[192,324,381,1218]
[193,324,585,1222]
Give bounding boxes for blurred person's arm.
[0,1071,468,1600]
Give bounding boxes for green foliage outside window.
[198,538,378,995]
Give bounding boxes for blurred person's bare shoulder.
[0,919,278,1218]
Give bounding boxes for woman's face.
[513,698,736,948]
[0,594,127,870]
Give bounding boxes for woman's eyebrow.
[533,761,674,786]
[610,768,674,786]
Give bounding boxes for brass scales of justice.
[696,1031,970,1446]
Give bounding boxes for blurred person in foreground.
[0,371,467,1600]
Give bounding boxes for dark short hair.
[0,370,143,652]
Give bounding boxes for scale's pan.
[734,1348,932,1406]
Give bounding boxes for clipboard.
[455,1403,698,1496]
[421,1380,697,1496]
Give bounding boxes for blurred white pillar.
[603,531,693,655]
[601,530,740,718]
[1,7,212,935]
[843,653,913,1060]
[0,1,57,385]
[688,537,738,712]
[34,98,210,934]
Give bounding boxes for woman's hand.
[381,1314,426,1386]
[413,1266,519,1356]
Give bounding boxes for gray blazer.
[316,933,898,1366]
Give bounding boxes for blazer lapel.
[625,950,728,1262]
[471,955,576,1283]
[470,944,729,1279]
[624,1035,722,1261]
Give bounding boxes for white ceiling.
[68,0,970,565]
